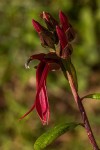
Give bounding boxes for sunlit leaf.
[34,122,80,150]
[82,93,100,100]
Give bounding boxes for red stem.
[66,71,99,150]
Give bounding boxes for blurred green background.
[0,0,100,150]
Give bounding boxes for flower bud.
[59,11,75,42]
[56,26,73,58]
[40,30,55,49]
[41,11,58,31]
[41,12,59,45]
[32,19,45,33]
[59,11,70,32]
[56,25,68,50]
[32,19,55,49]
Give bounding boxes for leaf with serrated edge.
[34,122,80,150]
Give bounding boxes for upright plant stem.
[66,71,99,150]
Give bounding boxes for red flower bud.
[32,19,55,49]
[56,26,68,50]
[59,11,70,32]
[40,12,59,44]
[41,11,58,31]
[59,11,75,42]
[32,19,45,33]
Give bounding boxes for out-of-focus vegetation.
[0,0,100,150]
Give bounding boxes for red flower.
[20,53,60,125]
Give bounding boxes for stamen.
[25,57,33,69]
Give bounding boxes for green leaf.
[34,122,79,150]
[82,93,100,100]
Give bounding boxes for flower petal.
[25,53,45,69]
[36,62,50,124]
[42,82,49,124]
[19,103,36,120]
[36,83,49,125]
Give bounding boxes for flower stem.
[66,70,99,150]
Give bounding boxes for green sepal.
[82,93,100,100]
[69,60,78,91]
[34,122,80,150]
[61,58,78,91]
[40,31,55,49]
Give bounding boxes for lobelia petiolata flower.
[20,11,75,125]
[20,53,60,125]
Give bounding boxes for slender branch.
[66,70,99,150]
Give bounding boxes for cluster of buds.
[32,11,75,59]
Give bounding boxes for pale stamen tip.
[25,57,32,69]
[25,63,30,69]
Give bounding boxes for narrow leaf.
[34,122,79,150]
[82,93,100,100]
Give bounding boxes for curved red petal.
[42,82,50,125]
[36,63,50,124]
[36,84,49,125]
[30,53,45,61]
[25,53,45,69]
[19,103,36,120]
